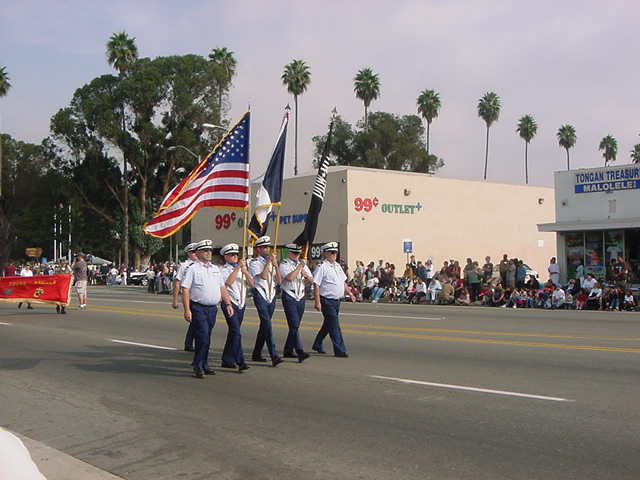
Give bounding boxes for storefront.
[538,164,640,284]
[192,166,557,277]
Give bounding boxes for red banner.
[0,274,73,306]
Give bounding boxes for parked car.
[128,271,149,286]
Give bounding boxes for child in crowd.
[576,289,588,310]
[623,290,636,311]
[455,288,471,306]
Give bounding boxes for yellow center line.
[87,305,640,342]
[83,305,640,354]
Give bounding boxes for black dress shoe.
[334,352,349,358]
[220,362,236,369]
[252,357,268,363]
[297,352,310,363]
[27,305,34,310]
[283,353,297,359]
[56,305,61,314]
[271,356,283,367]
[238,363,250,372]
[193,369,204,379]
[184,346,195,352]
[203,368,216,375]
[60,307,66,314]
[18,303,22,309]
[312,347,326,354]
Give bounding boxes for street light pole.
[167,145,199,161]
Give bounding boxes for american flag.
[144,112,250,239]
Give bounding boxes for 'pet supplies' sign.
[574,166,640,193]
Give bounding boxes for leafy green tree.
[599,135,618,166]
[631,144,640,164]
[353,68,381,129]
[52,54,224,267]
[516,115,538,184]
[0,66,11,97]
[106,31,138,267]
[282,59,311,176]
[416,89,441,155]
[312,112,443,173]
[209,47,237,117]
[477,91,501,180]
[557,124,577,170]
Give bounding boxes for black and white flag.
[293,118,334,248]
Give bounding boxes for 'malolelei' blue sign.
[574,166,640,193]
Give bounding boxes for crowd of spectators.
[345,254,638,312]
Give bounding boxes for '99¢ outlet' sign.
[353,196,422,214]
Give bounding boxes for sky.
[1,0,639,186]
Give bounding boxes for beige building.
[192,166,557,277]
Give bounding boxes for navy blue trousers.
[313,297,347,355]
[252,291,277,359]
[184,322,195,349]
[222,305,245,366]
[282,293,305,354]
[190,302,217,370]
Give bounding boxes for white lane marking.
[90,297,444,321]
[0,322,11,325]
[109,339,176,350]
[370,375,574,402]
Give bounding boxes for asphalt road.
[1,286,640,480]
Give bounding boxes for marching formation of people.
[173,237,353,378]
[349,254,638,312]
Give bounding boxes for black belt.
[190,301,216,307]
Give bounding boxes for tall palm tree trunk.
[566,148,570,171]
[483,125,490,180]
[525,141,529,185]
[426,122,431,156]
[294,95,298,176]
[364,104,368,129]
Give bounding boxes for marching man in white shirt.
[219,243,253,372]
[181,240,234,379]
[311,242,355,357]
[279,243,314,363]
[172,242,198,351]
[249,236,283,367]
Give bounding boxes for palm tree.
[353,67,381,129]
[106,31,138,269]
[208,47,237,118]
[557,124,577,170]
[416,89,441,155]
[477,92,501,180]
[516,115,538,184]
[0,66,10,199]
[599,135,618,166]
[630,144,640,164]
[282,59,311,176]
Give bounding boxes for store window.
[585,231,605,279]
[565,232,584,280]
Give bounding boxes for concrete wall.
[191,166,557,278]
[344,167,557,277]
[555,164,640,222]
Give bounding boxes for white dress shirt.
[220,263,247,308]
[279,259,312,301]
[174,259,196,282]
[181,261,223,306]
[313,260,347,299]
[249,256,277,302]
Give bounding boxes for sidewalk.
[2,428,125,480]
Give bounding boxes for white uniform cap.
[184,242,198,253]
[195,239,214,251]
[321,241,339,252]
[285,243,302,253]
[221,243,240,256]
[254,236,272,248]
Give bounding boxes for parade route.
[2,286,640,479]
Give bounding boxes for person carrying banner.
[220,243,253,372]
[312,242,355,357]
[172,242,199,351]
[280,243,313,362]
[17,265,34,310]
[249,236,283,367]
[181,239,233,379]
